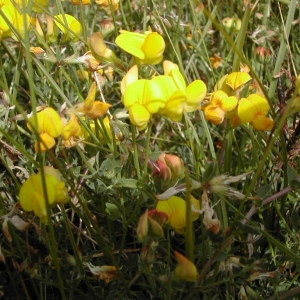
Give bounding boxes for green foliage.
[1,0,300,299]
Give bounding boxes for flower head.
[160,61,207,119]
[115,30,165,65]
[204,90,238,125]
[122,79,166,130]
[19,167,69,222]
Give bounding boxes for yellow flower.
[174,251,198,282]
[19,167,69,222]
[156,196,199,234]
[53,14,82,42]
[222,16,241,32]
[73,82,112,119]
[156,61,207,121]
[0,1,31,40]
[238,94,274,131]
[61,113,83,147]
[122,79,166,130]
[27,107,63,152]
[115,30,165,65]
[204,90,238,125]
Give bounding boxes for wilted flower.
[73,82,111,119]
[137,209,167,242]
[173,251,198,281]
[27,107,63,152]
[86,263,118,284]
[156,196,200,234]
[115,30,165,65]
[61,113,83,147]
[89,32,120,64]
[19,167,69,222]
[210,53,223,69]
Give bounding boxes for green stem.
[232,3,252,71]
[131,125,141,179]
[185,168,194,262]
[268,0,298,100]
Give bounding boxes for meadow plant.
[0,0,300,299]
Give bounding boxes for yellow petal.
[238,94,270,123]
[160,90,185,121]
[120,65,139,95]
[204,104,225,125]
[185,80,207,111]
[62,114,82,140]
[128,104,151,130]
[225,72,252,90]
[123,79,165,113]
[220,96,238,112]
[34,133,56,152]
[89,32,113,60]
[115,30,146,59]
[83,82,97,111]
[54,14,82,41]
[156,196,186,234]
[28,107,63,137]
[141,32,165,64]
[168,67,186,91]
[19,173,56,220]
[247,93,270,115]
[86,101,111,119]
[237,98,257,123]
[174,251,198,282]
[252,115,274,131]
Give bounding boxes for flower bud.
[174,251,198,282]
[152,153,185,181]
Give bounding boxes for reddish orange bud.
[152,153,185,181]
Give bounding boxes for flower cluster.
[27,83,111,152]
[203,71,274,131]
[121,61,207,130]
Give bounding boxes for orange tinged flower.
[74,82,111,119]
[204,90,238,125]
[174,251,198,281]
